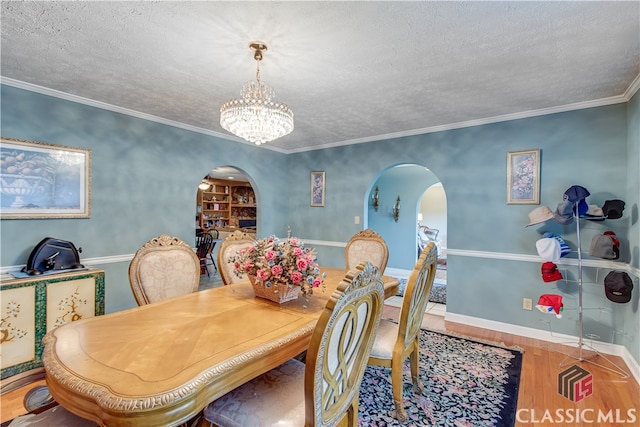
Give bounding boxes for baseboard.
[445,312,640,386]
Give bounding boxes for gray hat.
[553,200,574,225]
[589,234,619,260]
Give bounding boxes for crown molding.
[3,74,637,155]
[0,77,289,154]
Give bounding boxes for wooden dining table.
[42,267,399,427]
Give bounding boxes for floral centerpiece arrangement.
[228,236,326,302]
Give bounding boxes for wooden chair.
[128,234,200,305]
[367,241,438,422]
[345,228,389,273]
[196,232,214,277]
[202,262,385,427]
[217,230,255,286]
[207,229,220,271]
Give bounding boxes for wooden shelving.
[197,179,257,232]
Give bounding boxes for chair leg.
[410,345,424,394]
[200,261,210,278]
[210,254,217,271]
[391,357,408,423]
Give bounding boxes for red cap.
[541,262,563,283]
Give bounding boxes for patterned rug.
[396,278,447,304]
[358,329,523,427]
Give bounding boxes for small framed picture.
[507,149,540,204]
[310,171,325,207]
[1,137,91,218]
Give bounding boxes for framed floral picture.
[310,171,325,207]
[507,149,540,204]
[1,137,91,218]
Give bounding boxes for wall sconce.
[372,186,380,212]
[392,196,401,222]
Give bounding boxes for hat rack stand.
[556,203,629,378]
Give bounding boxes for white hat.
[536,238,561,261]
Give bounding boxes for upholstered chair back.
[217,230,255,286]
[128,234,200,305]
[345,228,389,273]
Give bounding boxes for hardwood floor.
[383,305,640,426]
[2,306,638,426]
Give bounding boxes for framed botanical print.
[507,149,540,204]
[310,171,325,207]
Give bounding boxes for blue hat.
[564,185,590,203]
[563,186,589,216]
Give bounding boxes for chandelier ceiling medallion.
[220,42,294,145]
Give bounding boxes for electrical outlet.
[523,298,533,311]
[354,216,360,224]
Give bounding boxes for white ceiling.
[1,1,639,153]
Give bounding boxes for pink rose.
[243,261,253,271]
[296,258,308,270]
[271,265,283,276]
[265,250,277,260]
[313,278,322,288]
[290,271,303,284]
[292,247,304,257]
[257,269,270,281]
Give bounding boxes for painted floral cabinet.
[0,269,105,382]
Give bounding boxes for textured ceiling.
[1,1,639,153]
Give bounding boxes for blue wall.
[368,165,440,270]
[1,85,290,312]
[2,84,638,365]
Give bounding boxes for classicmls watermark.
[558,364,593,402]
[516,364,637,424]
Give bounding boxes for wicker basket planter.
[248,275,300,303]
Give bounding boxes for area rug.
[396,278,447,304]
[358,329,523,427]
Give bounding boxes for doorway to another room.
[367,164,447,317]
[418,182,447,316]
[196,166,257,291]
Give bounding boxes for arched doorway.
[196,166,258,237]
[195,166,258,290]
[366,164,447,315]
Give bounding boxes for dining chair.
[207,229,220,271]
[128,234,200,305]
[367,241,438,423]
[196,231,215,277]
[202,262,385,427]
[345,228,389,273]
[217,230,255,286]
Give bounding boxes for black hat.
[602,199,625,219]
[604,271,633,303]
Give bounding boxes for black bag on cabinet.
[21,237,83,275]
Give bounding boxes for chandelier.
[220,42,294,145]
